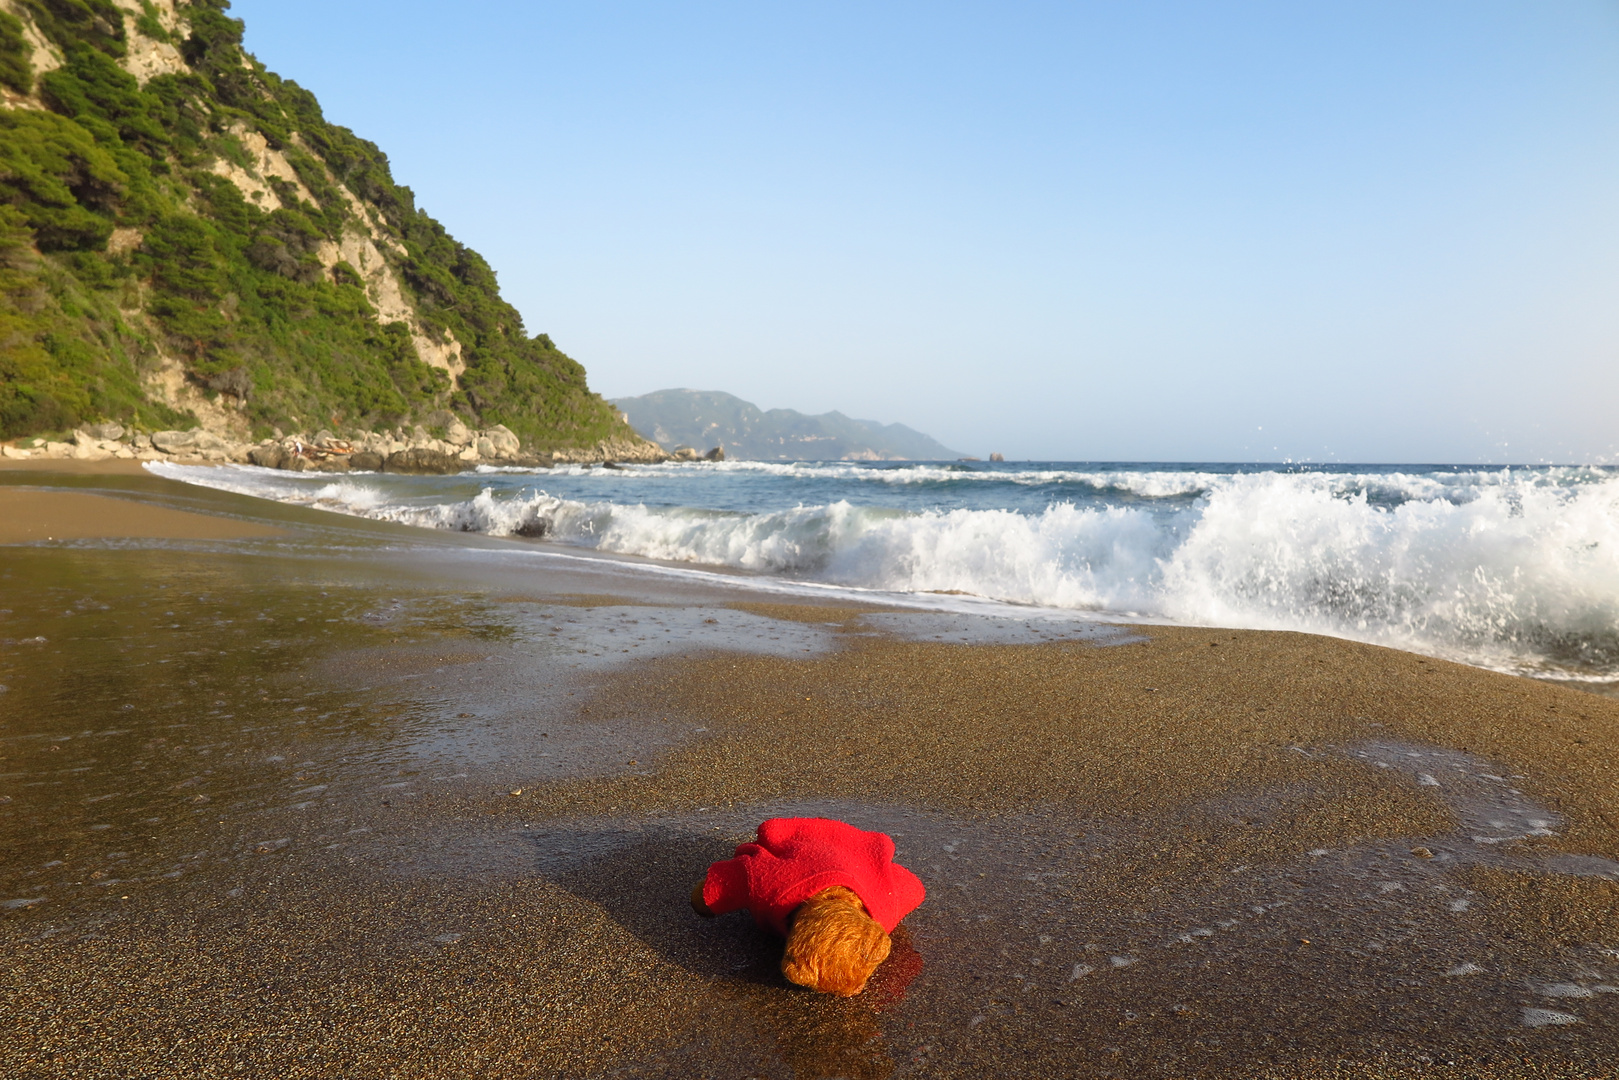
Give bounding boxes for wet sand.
[2,465,1617,1078]
[0,457,152,476]
[0,487,287,542]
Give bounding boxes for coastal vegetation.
[0,0,641,456]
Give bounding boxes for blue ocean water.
[151,459,1619,686]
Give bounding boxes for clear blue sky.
[232,1,1619,462]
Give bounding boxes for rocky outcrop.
[548,434,672,465]
[381,447,463,475]
[151,429,230,455]
[669,445,725,462]
[2,421,672,472]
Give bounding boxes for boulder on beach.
[151,430,190,453]
[485,425,521,457]
[151,430,228,454]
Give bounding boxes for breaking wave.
[148,461,1619,681]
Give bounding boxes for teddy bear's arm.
[693,856,753,918]
[690,882,716,917]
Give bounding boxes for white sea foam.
[490,458,1228,495]
[478,458,1613,502]
[147,462,1619,680]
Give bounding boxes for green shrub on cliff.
[0,108,126,250]
[0,0,634,452]
[0,10,34,94]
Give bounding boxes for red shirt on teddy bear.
[701,817,926,934]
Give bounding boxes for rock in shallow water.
[383,447,463,474]
[247,444,285,469]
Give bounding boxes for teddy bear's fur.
[692,883,892,996]
[779,886,893,996]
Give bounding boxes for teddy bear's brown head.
[780,886,893,997]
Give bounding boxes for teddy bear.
[691,817,926,996]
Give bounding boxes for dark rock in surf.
[248,444,286,469]
[383,448,463,475]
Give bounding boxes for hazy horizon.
[234,1,1619,463]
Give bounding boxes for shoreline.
[1,471,1616,1075]
[7,454,1618,699]
[6,453,1612,693]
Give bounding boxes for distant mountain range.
[613,389,964,461]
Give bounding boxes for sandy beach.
[2,461,1616,1078]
